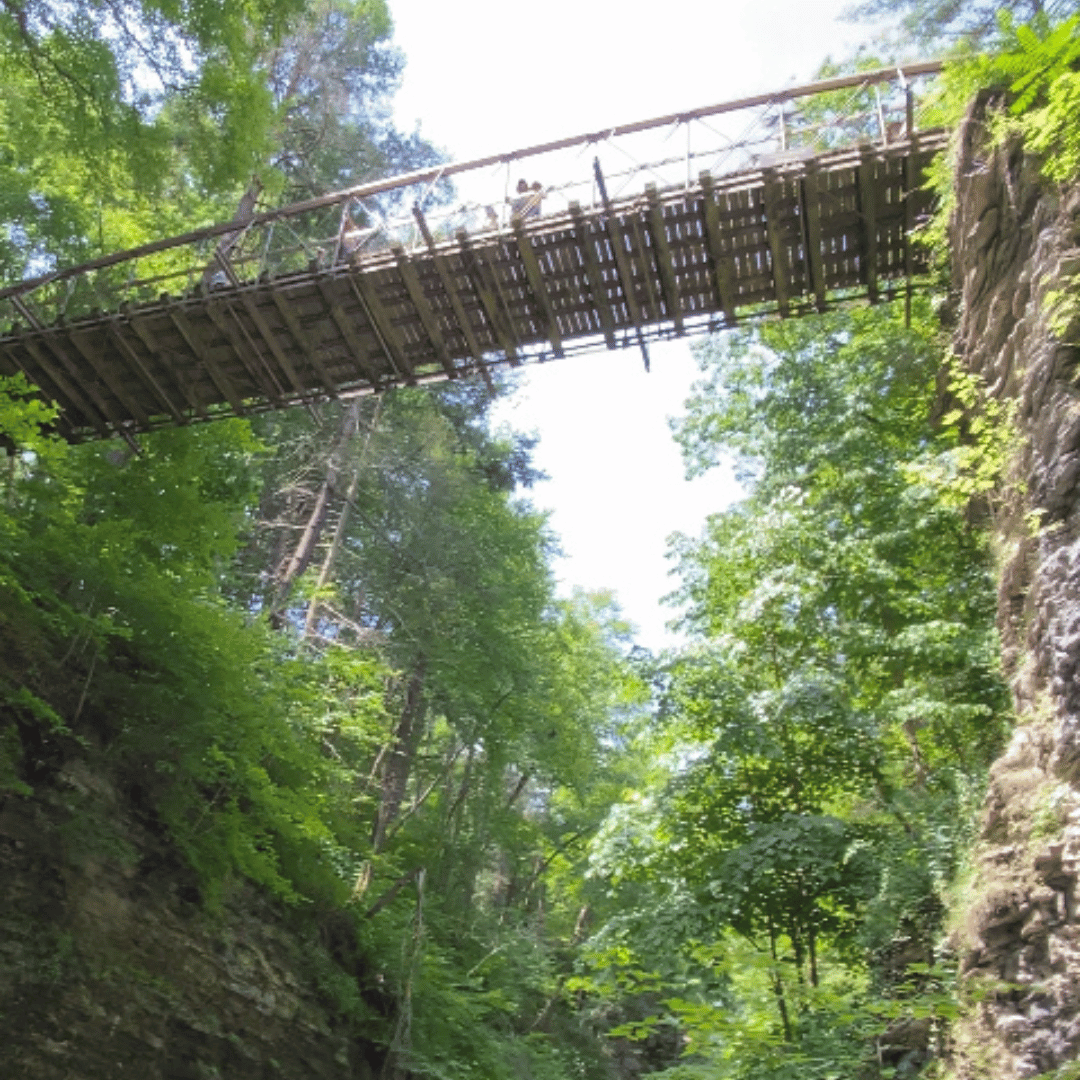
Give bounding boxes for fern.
[1003,16,1080,112]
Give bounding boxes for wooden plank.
[857,147,879,304]
[512,223,564,357]
[568,202,617,349]
[168,308,248,416]
[21,334,110,437]
[645,184,684,334]
[903,135,919,315]
[204,300,284,406]
[349,273,413,382]
[488,236,529,354]
[801,163,827,313]
[2,338,81,437]
[237,294,308,398]
[626,215,662,324]
[109,318,187,423]
[457,230,518,365]
[43,330,128,434]
[68,328,152,426]
[128,312,206,418]
[601,210,647,337]
[438,254,496,390]
[269,289,339,398]
[486,237,526,358]
[413,205,494,390]
[761,169,790,318]
[392,245,458,380]
[433,256,487,367]
[315,278,384,386]
[698,172,738,325]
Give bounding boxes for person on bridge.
[340,206,377,260]
[511,179,543,223]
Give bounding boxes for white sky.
[390,0,875,651]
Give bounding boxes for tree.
[0,0,309,281]
[0,0,440,288]
[0,3,640,1075]
[578,302,1010,1079]
[847,0,1079,51]
[264,0,440,203]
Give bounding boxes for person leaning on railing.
[511,179,543,223]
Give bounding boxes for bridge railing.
[0,62,943,334]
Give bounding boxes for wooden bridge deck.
[0,133,945,441]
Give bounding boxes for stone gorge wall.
[948,91,1080,1078]
[0,752,382,1080]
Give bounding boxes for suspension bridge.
[0,62,945,442]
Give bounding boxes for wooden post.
[457,230,518,365]
[761,169,790,318]
[169,309,248,415]
[512,223,564,357]
[316,278,384,387]
[269,287,340,399]
[857,147,879,304]
[128,311,207,417]
[569,202,617,349]
[350,274,413,383]
[393,245,457,379]
[68,329,151,426]
[645,184,684,334]
[801,163,827,314]
[412,205,492,389]
[699,171,737,326]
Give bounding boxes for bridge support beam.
[762,169,791,319]
[569,203,617,350]
[645,184,684,335]
[699,172,737,326]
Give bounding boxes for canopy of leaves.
[846,0,1079,51]
[0,0,438,283]
[578,302,1010,1080]
[0,5,635,1074]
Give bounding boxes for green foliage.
[0,374,61,450]
[846,0,1079,51]
[0,0,303,172]
[0,417,381,906]
[925,366,1019,508]
[0,2,631,1076]
[924,14,1080,187]
[0,372,646,1078]
[0,722,31,795]
[265,0,440,201]
[578,302,1010,1080]
[0,0,438,285]
[6,9,1054,1074]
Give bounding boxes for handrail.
[0,60,943,303]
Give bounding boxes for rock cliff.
[949,90,1080,1078]
[0,751,383,1079]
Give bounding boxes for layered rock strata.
[949,91,1080,1079]
[0,756,380,1079]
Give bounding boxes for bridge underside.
[0,134,944,441]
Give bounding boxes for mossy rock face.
[946,92,1080,1080]
[0,761,380,1080]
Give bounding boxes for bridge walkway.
[0,65,945,441]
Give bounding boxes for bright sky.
[390,0,875,651]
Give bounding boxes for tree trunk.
[768,915,794,1042]
[270,399,363,623]
[371,656,427,854]
[303,397,382,640]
